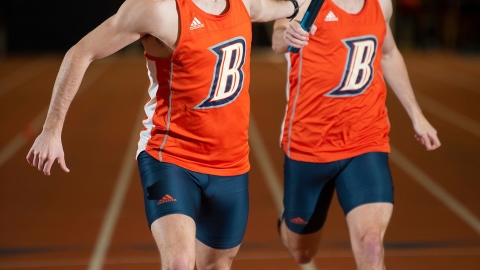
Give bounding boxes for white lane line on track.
[0,61,113,168]
[416,92,480,138]
[249,115,317,270]
[0,55,52,96]
[248,116,283,211]
[390,146,480,236]
[87,102,145,270]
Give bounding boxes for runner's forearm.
[250,0,300,22]
[381,47,423,124]
[43,46,92,135]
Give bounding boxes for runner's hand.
[284,20,317,49]
[413,115,441,151]
[26,132,70,176]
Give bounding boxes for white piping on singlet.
[137,59,159,158]
[137,59,175,161]
[285,50,303,157]
[158,60,174,161]
[279,53,290,149]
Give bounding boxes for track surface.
[1,49,479,269]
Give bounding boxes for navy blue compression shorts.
[137,151,249,249]
[283,152,394,234]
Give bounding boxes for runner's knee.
[282,225,322,265]
[195,244,239,270]
[196,260,233,270]
[162,253,195,270]
[354,231,383,265]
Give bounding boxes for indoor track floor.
[1,48,479,269]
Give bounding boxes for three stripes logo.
[290,217,309,225]
[190,17,204,30]
[325,11,338,22]
[157,194,177,205]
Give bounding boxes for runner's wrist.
[286,0,299,21]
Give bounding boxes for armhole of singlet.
[374,0,389,24]
[168,0,186,59]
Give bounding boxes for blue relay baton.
[288,0,325,53]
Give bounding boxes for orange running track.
[1,49,480,270]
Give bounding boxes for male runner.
[272,0,441,269]
[26,0,305,268]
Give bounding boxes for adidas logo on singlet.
[325,11,339,22]
[190,17,204,30]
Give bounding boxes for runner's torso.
[137,0,252,175]
[282,0,390,163]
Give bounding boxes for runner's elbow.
[272,43,289,54]
[66,42,96,65]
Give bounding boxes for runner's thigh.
[335,152,394,216]
[196,172,249,250]
[137,151,203,228]
[283,155,339,234]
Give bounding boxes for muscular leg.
[279,219,323,264]
[195,241,240,270]
[346,203,393,270]
[138,152,247,269]
[194,172,248,270]
[334,152,394,270]
[280,155,338,264]
[151,214,196,270]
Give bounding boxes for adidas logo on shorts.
[190,17,204,30]
[290,217,309,225]
[157,194,177,205]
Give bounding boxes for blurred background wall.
[392,0,480,52]
[0,0,479,54]
[0,0,124,53]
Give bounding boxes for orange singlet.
[137,0,252,176]
[282,0,390,163]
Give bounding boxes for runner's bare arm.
[246,0,306,22]
[379,0,440,150]
[26,0,175,175]
[271,1,311,53]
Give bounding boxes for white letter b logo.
[195,37,246,109]
[326,36,378,97]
